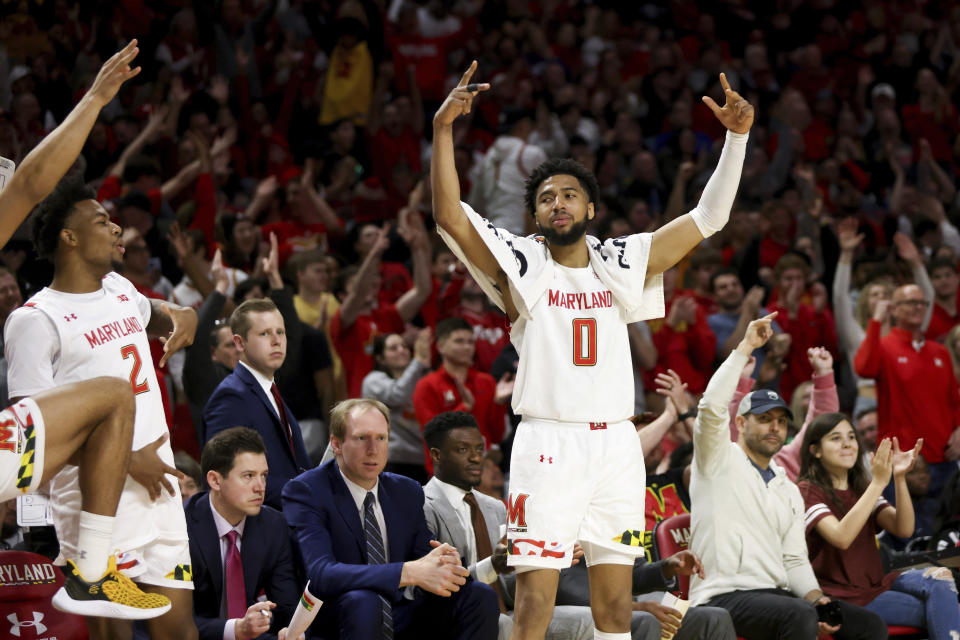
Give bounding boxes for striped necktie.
[364,492,393,639]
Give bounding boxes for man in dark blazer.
[204,298,311,509]
[185,427,301,639]
[282,398,499,640]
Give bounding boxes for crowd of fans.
[5,0,960,637]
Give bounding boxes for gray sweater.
[361,362,428,465]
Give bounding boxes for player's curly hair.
[424,411,480,449]
[523,158,600,219]
[31,176,96,260]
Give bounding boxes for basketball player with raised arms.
[431,62,754,640]
[5,176,200,638]
[0,40,176,622]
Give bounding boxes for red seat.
[0,550,88,639]
[651,513,692,597]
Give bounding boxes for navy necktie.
[364,492,393,639]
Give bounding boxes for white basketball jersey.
[511,263,633,422]
[18,273,166,449]
[8,272,178,552]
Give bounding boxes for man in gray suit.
[421,412,592,640]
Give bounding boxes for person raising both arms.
[431,61,753,640]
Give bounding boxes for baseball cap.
[737,389,793,421]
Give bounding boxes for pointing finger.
[458,60,477,87]
[719,72,732,95]
[701,95,722,117]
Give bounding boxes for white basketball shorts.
[0,398,45,502]
[51,437,192,590]
[506,417,647,570]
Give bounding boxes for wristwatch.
[677,409,697,421]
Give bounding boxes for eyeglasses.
[896,300,930,308]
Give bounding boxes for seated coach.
[185,427,300,639]
[282,398,499,639]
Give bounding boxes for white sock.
[75,511,115,578]
[594,631,630,640]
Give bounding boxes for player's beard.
[539,217,589,246]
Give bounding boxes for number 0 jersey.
[511,262,633,422]
[5,272,167,450]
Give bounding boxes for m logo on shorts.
[507,493,529,530]
[0,418,17,453]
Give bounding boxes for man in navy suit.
[185,426,301,639]
[282,398,499,640]
[204,299,311,509]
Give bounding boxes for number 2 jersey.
[4,272,177,551]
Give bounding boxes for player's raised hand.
[434,61,491,128]
[158,302,198,367]
[89,40,142,107]
[702,73,754,135]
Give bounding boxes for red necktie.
[270,382,296,457]
[225,530,246,619]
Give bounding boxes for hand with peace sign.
[433,60,491,128]
[702,73,755,135]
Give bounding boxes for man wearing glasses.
[855,283,960,498]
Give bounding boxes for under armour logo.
[117,294,129,302]
[7,612,46,637]
[538,455,553,464]
[64,313,77,321]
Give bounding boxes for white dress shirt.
[209,499,247,640]
[238,360,280,418]
[339,469,389,561]
[432,478,497,585]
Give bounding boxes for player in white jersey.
[431,63,754,640]
[5,176,200,639]
[0,40,178,622]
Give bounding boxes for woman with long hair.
[361,329,432,483]
[799,412,960,638]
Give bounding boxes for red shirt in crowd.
[330,304,405,398]
[800,481,897,606]
[97,175,163,216]
[854,320,960,463]
[646,296,716,394]
[456,307,511,374]
[766,303,838,402]
[925,300,960,343]
[261,220,334,268]
[420,276,465,329]
[413,366,506,474]
[378,262,414,306]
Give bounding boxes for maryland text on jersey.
[83,316,145,348]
